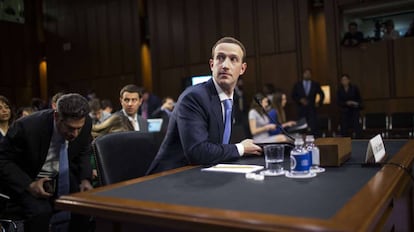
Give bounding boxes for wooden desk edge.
[56,140,414,232]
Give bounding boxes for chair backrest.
[363,113,388,129]
[93,131,159,186]
[390,112,414,129]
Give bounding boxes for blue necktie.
[58,141,69,197]
[304,81,311,95]
[50,141,71,227]
[222,99,232,144]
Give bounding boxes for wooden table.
[56,140,414,231]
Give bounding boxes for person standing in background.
[383,19,400,40]
[341,22,364,47]
[291,68,325,136]
[337,74,362,138]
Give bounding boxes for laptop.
[147,118,163,132]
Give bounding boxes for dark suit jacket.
[138,94,162,118]
[337,84,362,112]
[0,109,92,196]
[115,110,148,132]
[291,80,325,108]
[150,108,170,134]
[147,79,240,174]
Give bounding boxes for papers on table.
[201,164,264,174]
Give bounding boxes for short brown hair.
[119,84,142,98]
[211,37,246,62]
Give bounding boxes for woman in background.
[248,93,288,143]
[337,74,362,138]
[0,95,13,141]
[268,91,296,136]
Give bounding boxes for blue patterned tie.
[58,141,69,197]
[50,141,71,228]
[222,99,232,144]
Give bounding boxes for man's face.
[303,70,312,80]
[209,43,247,93]
[349,25,357,34]
[0,101,11,122]
[163,99,175,111]
[120,92,142,117]
[55,114,86,141]
[90,109,102,120]
[341,76,350,86]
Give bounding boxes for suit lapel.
[39,111,54,166]
[207,80,224,143]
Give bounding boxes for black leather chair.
[92,131,159,186]
[0,192,21,232]
[362,113,388,139]
[318,116,332,138]
[389,112,414,138]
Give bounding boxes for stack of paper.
[201,164,264,174]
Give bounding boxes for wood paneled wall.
[1,0,413,124]
[0,0,40,107]
[42,0,142,109]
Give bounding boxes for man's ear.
[209,59,214,71]
[240,62,247,75]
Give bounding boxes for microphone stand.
[254,97,295,142]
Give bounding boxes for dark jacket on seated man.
[147,79,241,174]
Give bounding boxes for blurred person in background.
[101,99,114,114]
[383,19,400,40]
[248,93,288,143]
[337,74,363,138]
[88,98,111,125]
[0,95,13,141]
[268,91,296,136]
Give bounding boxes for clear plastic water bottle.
[289,138,311,176]
[305,135,325,173]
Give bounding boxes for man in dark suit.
[147,37,262,174]
[150,97,175,134]
[138,89,162,120]
[291,68,325,136]
[117,84,148,132]
[0,93,93,232]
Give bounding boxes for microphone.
[254,96,295,141]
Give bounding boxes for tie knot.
[223,99,232,110]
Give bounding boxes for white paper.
[365,134,386,163]
[201,164,264,174]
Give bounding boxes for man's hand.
[79,179,93,192]
[27,178,53,198]
[300,98,308,106]
[241,139,262,156]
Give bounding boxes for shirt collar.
[53,120,65,144]
[122,109,138,121]
[212,78,234,102]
